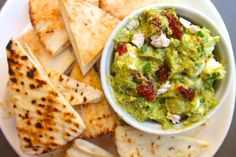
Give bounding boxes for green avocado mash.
[111,8,225,130]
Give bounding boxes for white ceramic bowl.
[101,4,233,135]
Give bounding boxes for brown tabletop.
[0,0,235,156]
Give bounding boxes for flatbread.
[99,0,173,19]
[70,65,121,138]
[59,0,120,75]
[18,29,75,74]
[5,39,85,155]
[64,139,114,157]
[115,126,208,157]
[87,0,99,6]
[29,0,70,56]
[48,71,102,106]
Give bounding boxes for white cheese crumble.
[167,113,181,124]
[179,17,200,33]
[204,58,223,74]
[129,52,138,58]
[156,81,171,96]
[127,19,139,30]
[196,62,205,76]
[151,33,170,48]
[179,17,191,28]
[189,25,200,33]
[132,32,145,48]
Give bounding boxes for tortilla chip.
[48,71,102,106]
[115,126,208,157]
[70,65,121,138]
[64,139,114,157]
[29,0,70,56]
[5,40,85,155]
[99,0,174,19]
[18,29,75,74]
[59,0,120,75]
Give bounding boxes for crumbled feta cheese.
[129,52,138,58]
[189,25,200,33]
[167,113,181,124]
[129,63,136,70]
[156,81,171,96]
[204,58,223,74]
[196,62,205,76]
[179,17,200,33]
[132,32,145,48]
[127,19,139,30]
[179,17,191,28]
[151,33,170,48]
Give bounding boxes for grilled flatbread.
[99,0,173,19]
[59,0,120,75]
[29,0,70,56]
[115,126,208,157]
[18,29,75,74]
[48,71,102,106]
[88,0,99,6]
[70,65,121,138]
[64,139,114,157]
[5,39,85,155]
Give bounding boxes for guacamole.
[111,8,225,130]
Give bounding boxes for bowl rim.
[101,3,234,135]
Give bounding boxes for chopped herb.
[197,31,204,37]
[141,43,148,52]
[197,46,205,56]
[137,98,145,105]
[143,63,152,74]
[200,98,205,104]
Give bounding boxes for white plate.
[0,0,235,157]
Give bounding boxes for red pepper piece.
[116,42,127,56]
[164,12,183,40]
[177,86,195,101]
[159,65,170,82]
[137,85,155,101]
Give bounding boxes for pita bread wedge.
[29,0,70,56]
[64,139,114,157]
[99,0,173,19]
[5,39,85,155]
[87,0,99,6]
[115,126,208,157]
[59,0,120,75]
[70,65,121,138]
[18,29,75,74]
[48,71,102,106]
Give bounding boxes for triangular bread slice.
[29,0,99,56]
[18,29,75,74]
[20,43,102,106]
[70,65,121,138]
[115,126,208,157]
[29,0,70,56]
[59,0,120,75]
[100,0,173,19]
[48,71,102,106]
[5,39,85,155]
[87,0,99,6]
[64,139,114,157]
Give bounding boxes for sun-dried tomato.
[164,12,183,40]
[158,65,170,82]
[116,42,127,56]
[137,85,155,101]
[177,86,195,101]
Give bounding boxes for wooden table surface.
[0,0,235,157]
